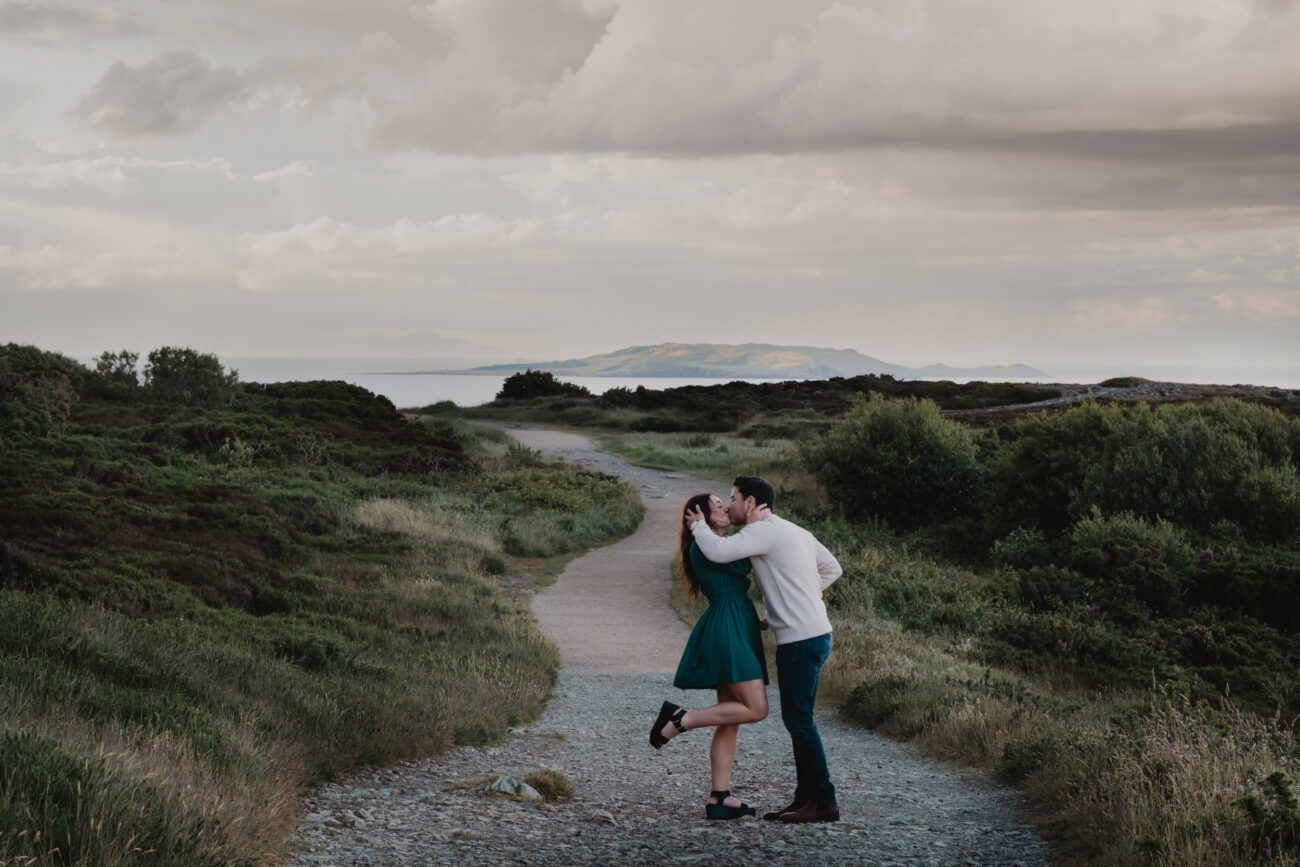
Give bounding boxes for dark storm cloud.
[71,50,248,138]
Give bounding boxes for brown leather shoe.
[761,799,805,821]
[779,801,840,824]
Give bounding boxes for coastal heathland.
[465,370,1300,865]
[0,344,642,864]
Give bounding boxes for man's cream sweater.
[690,514,842,645]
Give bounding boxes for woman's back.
[690,544,752,602]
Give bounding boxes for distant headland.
[433,343,1049,380]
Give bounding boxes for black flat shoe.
[649,701,684,749]
[704,789,756,820]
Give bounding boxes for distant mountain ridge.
[461,343,1048,380]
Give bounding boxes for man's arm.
[815,539,842,590]
[690,520,776,563]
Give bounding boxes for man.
[684,475,843,824]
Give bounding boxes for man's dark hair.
[733,475,775,510]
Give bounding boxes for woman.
[649,492,770,820]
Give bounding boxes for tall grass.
[626,432,1298,866]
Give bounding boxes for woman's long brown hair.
[677,492,714,601]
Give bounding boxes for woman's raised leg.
[659,678,768,745]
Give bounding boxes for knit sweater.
[690,514,842,645]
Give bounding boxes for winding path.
[289,429,1050,866]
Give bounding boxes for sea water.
[218,357,1300,410]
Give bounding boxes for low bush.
[800,393,984,531]
[496,369,589,400]
[989,399,1300,544]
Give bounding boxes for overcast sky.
[2,0,1298,377]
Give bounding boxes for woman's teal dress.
[673,542,769,689]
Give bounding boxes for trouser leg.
[775,632,835,806]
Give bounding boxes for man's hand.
[684,505,707,526]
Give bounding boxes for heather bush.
[989,399,1300,544]
[144,346,240,407]
[496,369,589,400]
[800,393,984,531]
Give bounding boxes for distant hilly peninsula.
[445,343,1048,380]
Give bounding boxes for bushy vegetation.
[988,399,1300,543]
[800,393,984,530]
[0,344,641,865]
[142,347,240,407]
[427,372,1063,434]
[572,377,1299,866]
[495,369,590,400]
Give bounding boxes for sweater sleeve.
[814,539,842,590]
[690,519,776,563]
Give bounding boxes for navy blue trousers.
[775,632,836,806]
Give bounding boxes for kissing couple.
[650,475,843,823]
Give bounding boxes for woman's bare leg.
[705,682,744,807]
[660,678,768,746]
[710,724,740,805]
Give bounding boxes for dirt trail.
[507,428,697,673]
[288,428,1049,865]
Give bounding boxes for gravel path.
[288,429,1050,866]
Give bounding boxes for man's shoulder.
[753,514,804,538]
[767,514,821,543]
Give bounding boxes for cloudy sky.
[2,0,1299,378]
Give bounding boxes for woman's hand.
[759,618,770,631]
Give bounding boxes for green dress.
[673,542,770,689]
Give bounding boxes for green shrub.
[144,347,240,407]
[1236,771,1300,860]
[1010,565,1092,612]
[1068,509,1194,616]
[990,527,1051,569]
[995,728,1059,783]
[800,393,984,531]
[496,370,589,400]
[1185,544,1300,633]
[843,674,921,732]
[989,399,1300,544]
[629,413,734,433]
[0,344,84,437]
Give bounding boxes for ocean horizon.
[214,357,1300,409]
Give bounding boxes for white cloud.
[1064,296,1183,333]
[253,160,321,183]
[0,156,235,193]
[0,241,202,290]
[242,213,547,258]
[1212,288,1300,320]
